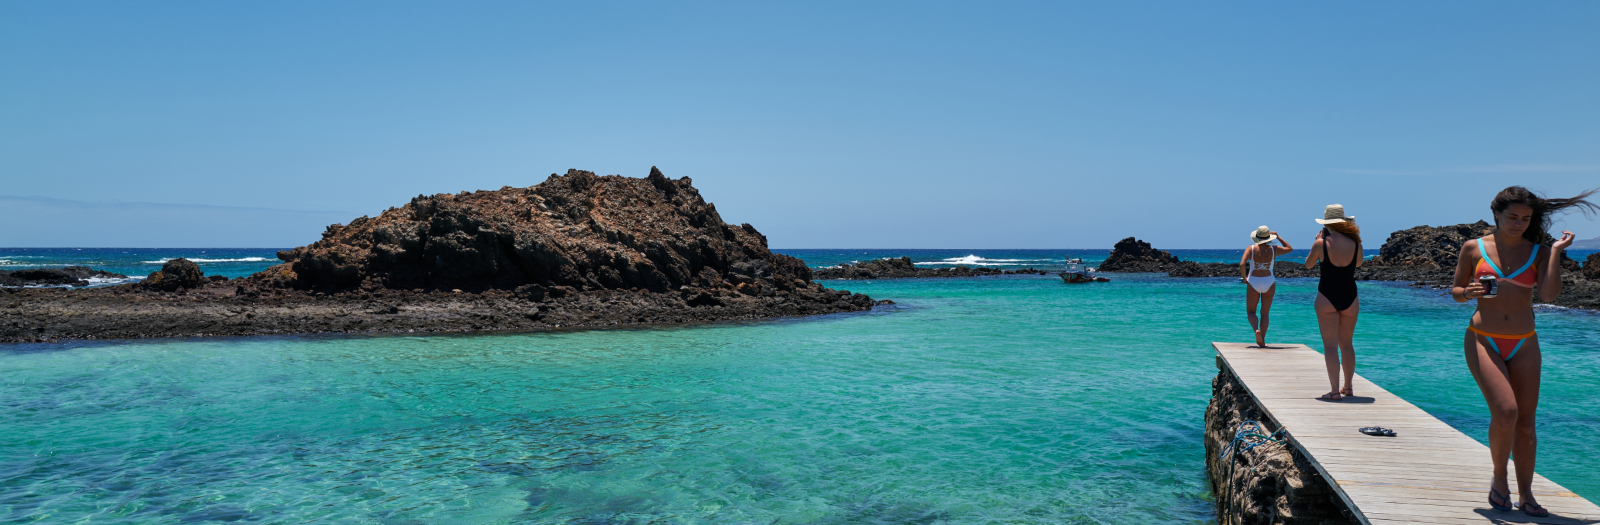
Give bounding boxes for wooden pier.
[1214,342,1600,524]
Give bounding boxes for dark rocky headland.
[1099,224,1600,312]
[1,168,880,343]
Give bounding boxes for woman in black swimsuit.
[1304,204,1362,401]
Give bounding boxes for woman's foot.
[1520,500,1549,517]
[1341,386,1353,397]
[1319,391,1342,401]
[1488,479,1513,511]
[1255,330,1266,348]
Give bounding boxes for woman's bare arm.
[1540,231,1575,302]
[1451,242,1482,303]
[1273,231,1293,255]
[1303,231,1324,269]
[1354,242,1363,268]
[1240,245,1252,280]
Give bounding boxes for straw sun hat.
[1249,226,1277,245]
[1315,204,1356,225]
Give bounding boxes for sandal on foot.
[1520,501,1549,518]
[1320,392,1343,401]
[1341,386,1353,397]
[1488,486,1513,511]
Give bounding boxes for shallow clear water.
[3,264,1599,523]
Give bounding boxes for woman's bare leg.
[1246,287,1262,346]
[1338,296,1359,395]
[1314,293,1342,396]
[1505,338,1542,510]
[1465,331,1517,506]
[1258,286,1276,347]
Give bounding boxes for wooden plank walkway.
[1214,342,1600,525]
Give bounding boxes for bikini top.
[1475,237,1539,289]
[1251,246,1274,272]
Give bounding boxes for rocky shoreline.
[0,266,128,288]
[813,256,1048,279]
[1,169,882,344]
[1099,227,1600,312]
[1206,366,1355,525]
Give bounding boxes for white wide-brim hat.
[1249,225,1277,245]
[1315,204,1355,225]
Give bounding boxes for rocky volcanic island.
[1,169,882,343]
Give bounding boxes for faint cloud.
[1327,168,1431,176]
[1444,164,1600,173]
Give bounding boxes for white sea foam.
[143,257,271,263]
[913,255,1054,267]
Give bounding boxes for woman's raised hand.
[1462,280,1487,299]
[1554,230,1575,251]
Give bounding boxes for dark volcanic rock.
[248,167,816,297]
[1099,237,1183,272]
[1368,221,1494,271]
[1207,368,1355,525]
[1586,253,1600,281]
[142,258,206,291]
[4,168,879,343]
[0,266,128,288]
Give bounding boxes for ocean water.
[3,253,1599,524]
[0,248,284,285]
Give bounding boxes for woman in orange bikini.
[1452,186,1596,517]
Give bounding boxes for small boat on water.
[1060,257,1110,284]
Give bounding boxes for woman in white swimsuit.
[1241,226,1293,348]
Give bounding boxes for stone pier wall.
[1205,366,1357,525]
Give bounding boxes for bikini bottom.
[1248,274,1275,294]
[1468,326,1535,361]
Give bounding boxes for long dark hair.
[1490,186,1600,243]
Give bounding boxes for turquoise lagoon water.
[3,254,1600,523]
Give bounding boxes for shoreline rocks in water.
[0,266,128,288]
[813,257,1048,280]
[1102,225,1600,311]
[1,168,879,344]
[1207,366,1355,525]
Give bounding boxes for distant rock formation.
[243,167,827,301]
[0,266,127,288]
[1099,237,1183,273]
[813,256,1048,280]
[2,168,879,343]
[1586,253,1600,281]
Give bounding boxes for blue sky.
[2,2,1597,248]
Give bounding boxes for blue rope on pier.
[1219,420,1286,459]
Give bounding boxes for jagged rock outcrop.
[0,266,128,288]
[1366,221,1494,270]
[1586,253,1600,281]
[3,168,880,343]
[813,256,1047,279]
[1207,368,1355,525]
[242,168,818,298]
[141,258,208,291]
[1099,237,1183,272]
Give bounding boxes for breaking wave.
[143,257,271,264]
